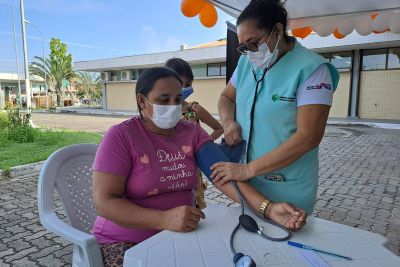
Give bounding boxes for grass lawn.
[0,130,101,171]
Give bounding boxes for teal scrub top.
[235,40,339,214]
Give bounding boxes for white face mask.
[247,29,280,71]
[144,98,182,129]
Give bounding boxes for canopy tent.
[210,0,400,38]
[181,0,400,38]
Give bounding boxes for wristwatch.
[259,199,272,217]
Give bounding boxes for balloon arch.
[180,0,400,39]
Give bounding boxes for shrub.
[7,125,37,143]
[0,111,10,130]
[0,129,8,146]
[7,108,31,127]
[5,109,37,143]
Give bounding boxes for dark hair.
[165,58,194,81]
[237,0,290,41]
[136,67,182,114]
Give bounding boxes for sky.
[0,0,235,73]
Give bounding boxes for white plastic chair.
[38,143,103,267]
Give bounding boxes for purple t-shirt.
[92,116,211,244]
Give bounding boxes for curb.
[33,109,135,117]
[327,121,400,130]
[0,161,45,180]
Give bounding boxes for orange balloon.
[333,28,345,39]
[181,0,205,18]
[370,13,390,34]
[370,13,378,20]
[199,2,218,28]
[373,29,390,34]
[291,27,312,38]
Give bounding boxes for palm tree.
[29,56,74,106]
[75,72,101,106]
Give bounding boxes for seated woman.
[92,67,306,267]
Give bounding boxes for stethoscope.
[231,66,291,267]
[245,67,269,161]
[229,181,291,267]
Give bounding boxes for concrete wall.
[104,78,225,114]
[105,82,137,111]
[330,71,351,118]
[186,77,226,114]
[359,70,400,120]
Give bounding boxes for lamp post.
[11,3,22,107]
[25,20,48,109]
[19,0,31,111]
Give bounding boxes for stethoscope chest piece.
[233,252,256,267]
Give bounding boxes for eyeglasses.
[236,33,268,55]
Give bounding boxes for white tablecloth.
[123,204,400,267]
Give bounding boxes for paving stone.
[7,239,32,252]
[36,254,67,267]
[8,258,40,267]
[29,246,64,260]
[3,247,38,263]
[0,248,15,259]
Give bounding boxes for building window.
[331,52,352,70]
[319,52,352,71]
[220,63,226,76]
[362,49,387,70]
[191,64,207,78]
[388,48,400,69]
[207,63,226,76]
[320,53,330,61]
[110,71,121,81]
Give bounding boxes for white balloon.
[371,13,390,32]
[337,19,354,35]
[354,16,373,36]
[389,13,400,34]
[313,23,336,37]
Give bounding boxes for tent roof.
[209,0,400,38]
[211,0,400,28]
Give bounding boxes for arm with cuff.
[196,141,306,230]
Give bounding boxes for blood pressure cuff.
[196,139,246,182]
[218,138,246,163]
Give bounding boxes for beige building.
[75,32,400,121]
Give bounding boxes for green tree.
[29,56,74,106]
[50,38,72,70]
[29,38,75,107]
[75,72,102,105]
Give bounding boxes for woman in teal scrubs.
[211,0,339,215]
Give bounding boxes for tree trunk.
[56,87,62,107]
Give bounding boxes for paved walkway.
[0,114,399,266]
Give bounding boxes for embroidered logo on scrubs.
[306,83,332,90]
[272,94,295,103]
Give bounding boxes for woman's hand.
[161,205,205,232]
[210,162,252,186]
[223,119,242,145]
[266,202,307,231]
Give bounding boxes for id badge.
[265,173,285,182]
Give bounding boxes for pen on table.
[287,241,353,261]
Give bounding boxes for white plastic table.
[123,204,400,267]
